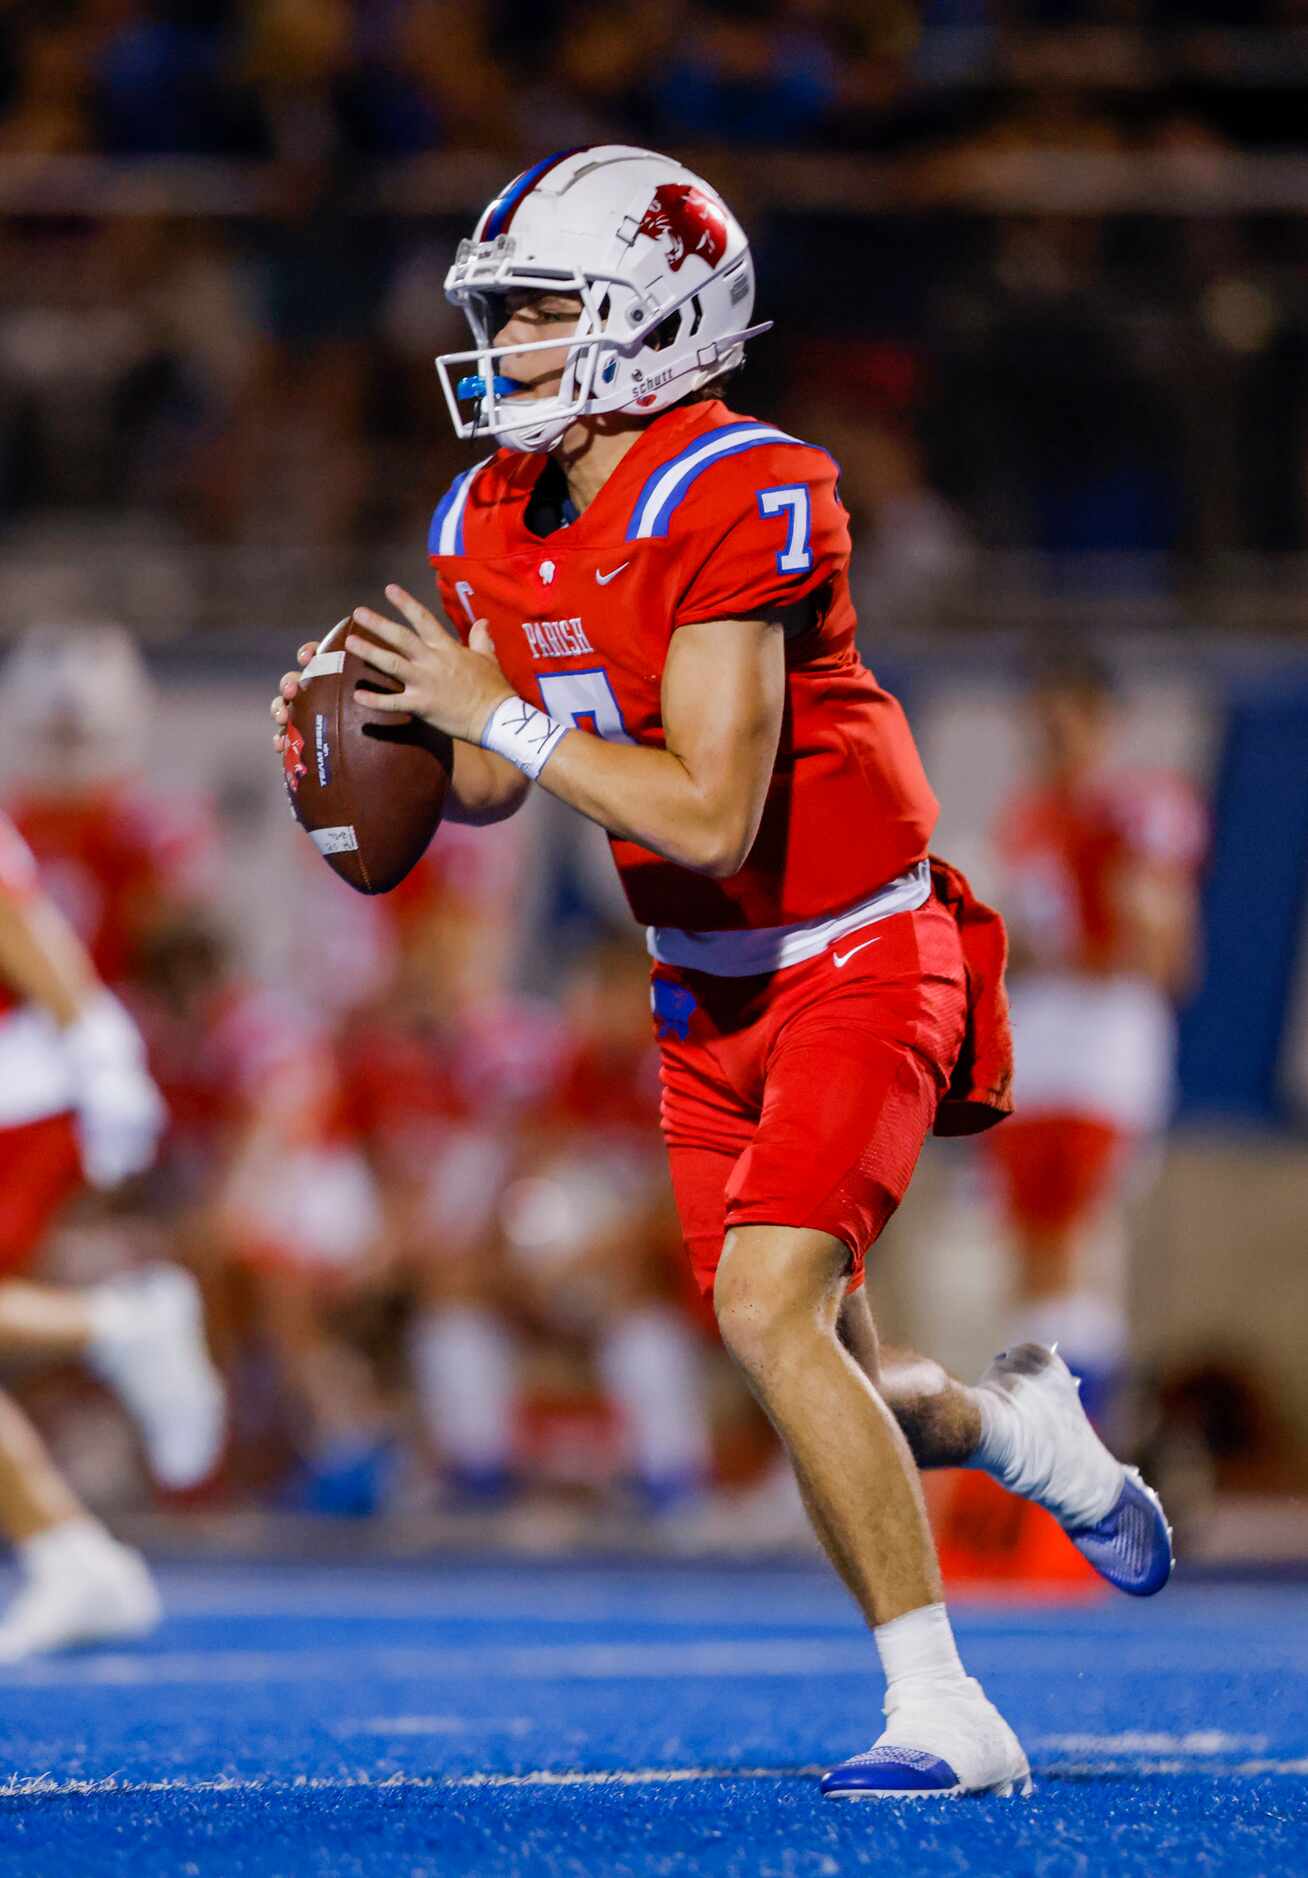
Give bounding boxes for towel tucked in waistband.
[929,853,1015,1138]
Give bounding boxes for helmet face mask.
[437,263,632,454]
[436,147,771,454]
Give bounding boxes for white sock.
[874,1601,969,1695]
[968,1384,1024,1489]
[409,1307,516,1474]
[597,1307,710,1489]
[17,1516,114,1578]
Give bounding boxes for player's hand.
[346,585,514,745]
[270,641,319,755]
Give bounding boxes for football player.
[137,916,389,1514]
[274,147,1173,1799]
[0,812,224,1657]
[985,652,1205,1421]
[2,623,216,993]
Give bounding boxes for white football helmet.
[437,145,771,453]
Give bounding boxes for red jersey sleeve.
[672,446,849,627]
[0,813,38,901]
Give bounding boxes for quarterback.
[273,146,1173,1799]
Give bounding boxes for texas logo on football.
[638,184,728,273]
[282,721,308,796]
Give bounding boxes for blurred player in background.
[275,145,1175,1800]
[500,931,711,1513]
[346,858,709,1513]
[0,813,224,1658]
[345,834,561,1506]
[134,916,388,1514]
[986,652,1205,1422]
[1,624,216,995]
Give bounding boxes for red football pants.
[0,1111,83,1275]
[654,896,968,1297]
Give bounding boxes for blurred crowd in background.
[0,1,1306,1564]
[11,2,1308,637]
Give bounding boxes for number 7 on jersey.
[757,484,813,574]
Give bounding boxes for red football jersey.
[428,400,937,931]
[7,782,216,988]
[998,770,1206,975]
[0,813,40,1023]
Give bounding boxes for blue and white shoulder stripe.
[625,423,805,542]
[428,455,494,558]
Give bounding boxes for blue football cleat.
[822,1747,967,1799]
[1065,1466,1175,1597]
[977,1344,1175,1597]
[822,1681,1033,1801]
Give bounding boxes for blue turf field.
[0,1558,1302,1876]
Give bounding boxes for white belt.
[646,859,931,978]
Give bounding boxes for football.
[282,617,453,894]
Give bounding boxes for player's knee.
[712,1230,843,1374]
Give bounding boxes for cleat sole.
[1067,1467,1175,1597]
[823,1772,1033,1802]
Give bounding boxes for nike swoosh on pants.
[831,935,881,969]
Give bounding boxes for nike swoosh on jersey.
[831,935,881,969]
[595,563,630,585]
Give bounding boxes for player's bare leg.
[714,1223,1029,1798]
[716,1225,942,1622]
[0,1280,97,1359]
[838,1288,982,1468]
[0,1387,159,1659]
[837,1283,1173,1596]
[0,1390,86,1542]
[0,1271,224,1491]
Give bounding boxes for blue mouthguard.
[456,374,522,400]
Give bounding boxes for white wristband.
[480,694,568,781]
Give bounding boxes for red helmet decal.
[637,184,728,273]
[283,722,308,796]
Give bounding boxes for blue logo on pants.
[651,976,697,1042]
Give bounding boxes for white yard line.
[0,1768,822,1798]
[1,1756,1306,1801]
[1042,1759,1308,1778]
[1035,1732,1270,1754]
